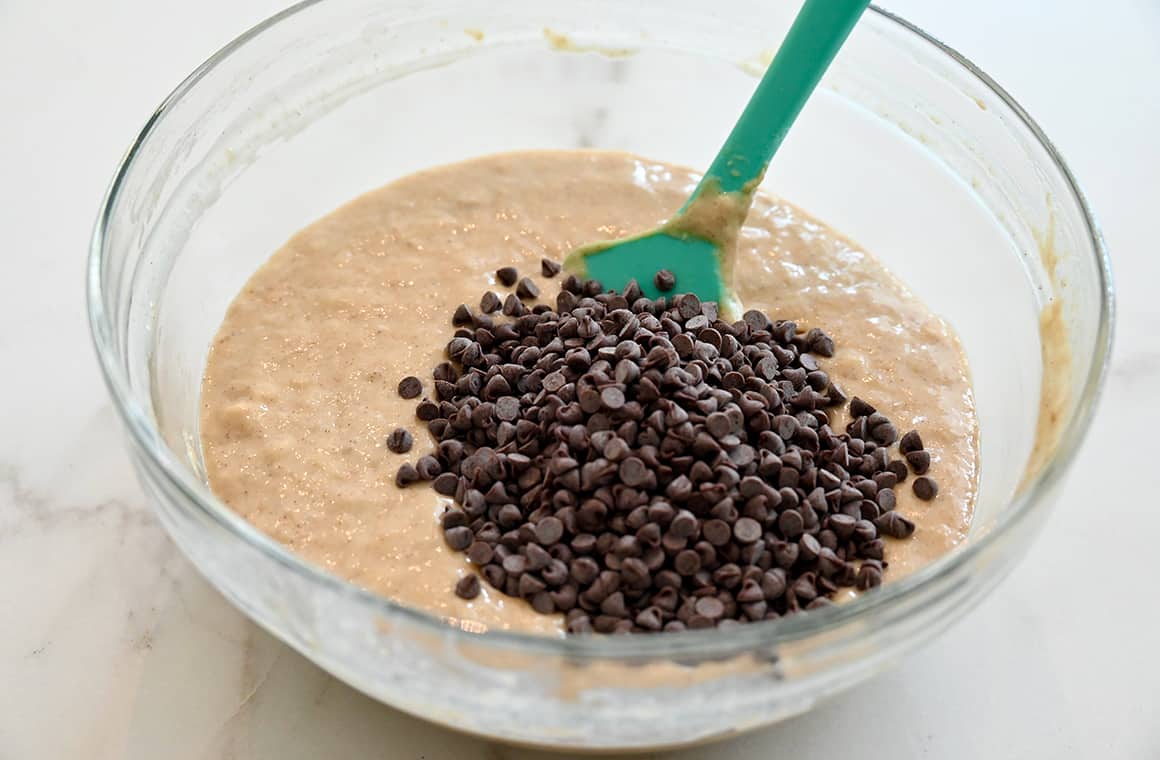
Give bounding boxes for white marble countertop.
[2,1,1157,757]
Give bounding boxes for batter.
[200,150,978,635]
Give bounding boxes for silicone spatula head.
[564,0,870,307]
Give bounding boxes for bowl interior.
[141,2,1086,536]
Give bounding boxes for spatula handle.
[700,0,870,196]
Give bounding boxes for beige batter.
[200,150,978,635]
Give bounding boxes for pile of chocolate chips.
[395,262,937,633]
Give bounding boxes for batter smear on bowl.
[200,150,978,635]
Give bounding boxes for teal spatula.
[564,0,869,310]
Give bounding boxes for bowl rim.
[86,1,1115,659]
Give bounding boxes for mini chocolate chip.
[702,519,732,546]
[416,455,442,479]
[848,397,876,417]
[676,294,702,320]
[541,258,562,277]
[654,269,676,292]
[467,541,494,565]
[421,281,922,631]
[535,516,565,545]
[432,472,459,496]
[495,396,520,421]
[503,293,526,317]
[503,554,528,576]
[906,450,931,475]
[913,476,939,500]
[480,291,502,313]
[807,328,836,357]
[861,538,885,560]
[875,511,916,538]
[519,573,547,598]
[386,428,413,453]
[674,549,701,575]
[516,277,540,300]
[733,517,762,544]
[452,304,474,326]
[455,574,481,599]
[816,548,846,577]
[601,591,628,617]
[852,519,877,543]
[570,556,600,585]
[790,574,818,603]
[397,376,423,399]
[496,266,519,287]
[856,562,883,590]
[415,399,440,421]
[778,509,804,538]
[871,422,897,446]
[635,607,663,631]
[695,596,725,620]
[887,460,909,482]
[601,386,626,410]
[619,457,648,487]
[799,533,821,562]
[444,525,473,551]
[441,510,467,531]
[395,463,420,487]
[899,429,924,455]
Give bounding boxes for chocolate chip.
[502,293,525,317]
[875,511,915,538]
[899,430,923,455]
[619,457,648,487]
[913,476,939,500]
[416,456,442,479]
[778,509,804,538]
[674,549,701,575]
[887,460,909,482]
[386,428,413,453]
[906,450,931,475]
[733,517,762,544]
[871,421,897,445]
[535,516,565,545]
[444,525,473,551]
[397,376,423,399]
[455,574,481,599]
[799,533,821,562]
[702,519,731,546]
[496,266,519,287]
[856,562,883,590]
[635,607,663,631]
[419,276,924,630]
[495,396,520,421]
[395,463,420,487]
[541,258,562,277]
[806,328,835,357]
[433,472,459,496]
[695,596,725,620]
[452,304,474,326]
[654,269,676,292]
[516,277,540,300]
[790,574,818,603]
[467,541,493,565]
[480,291,501,313]
[601,386,626,410]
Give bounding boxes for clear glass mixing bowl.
[88,0,1113,750]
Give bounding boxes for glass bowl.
[87,0,1113,751]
